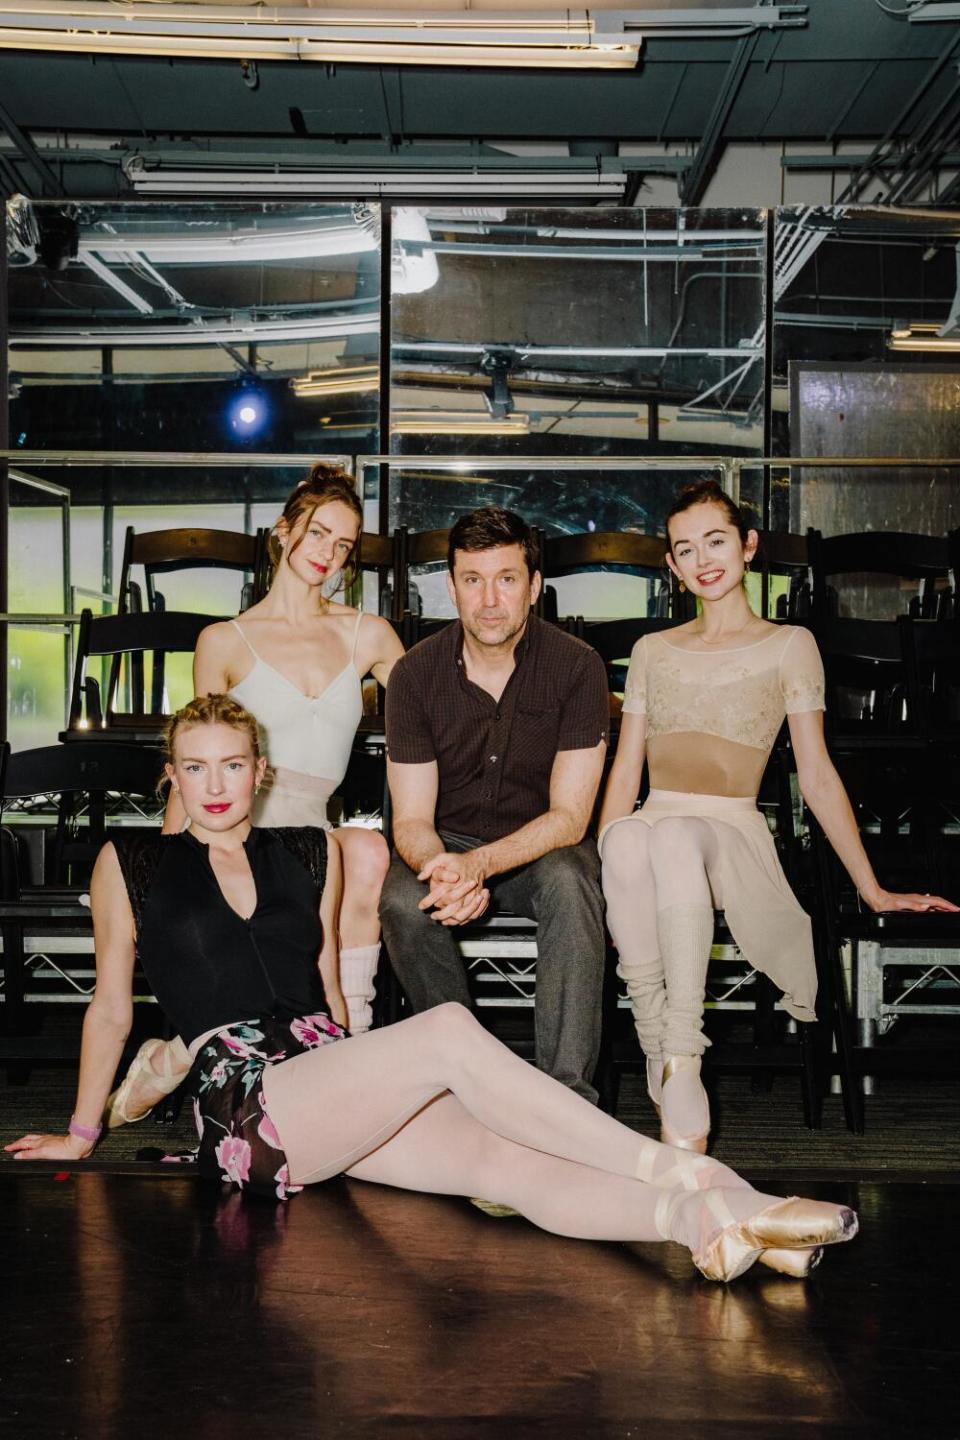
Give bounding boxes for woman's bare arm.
[5,844,137,1159]
[359,614,405,688]
[789,709,957,913]
[597,711,647,833]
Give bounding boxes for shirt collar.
[454,611,536,671]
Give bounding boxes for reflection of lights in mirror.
[391,411,530,436]
[390,207,767,458]
[7,200,381,463]
[887,322,960,352]
[228,390,270,437]
[291,366,380,397]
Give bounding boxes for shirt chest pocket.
[509,702,560,769]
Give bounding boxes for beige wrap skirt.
[600,788,818,1023]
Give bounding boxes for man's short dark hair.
[447,506,540,579]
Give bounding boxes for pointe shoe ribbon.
[694,1195,858,1283]
[660,1054,710,1154]
[646,1056,663,1114]
[104,1038,182,1130]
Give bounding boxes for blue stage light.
[228,388,270,438]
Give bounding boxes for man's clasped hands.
[417,850,491,925]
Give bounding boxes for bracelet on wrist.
[68,1116,102,1144]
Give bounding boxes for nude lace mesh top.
[622,625,825,797]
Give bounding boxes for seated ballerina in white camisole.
[228,610,364,829]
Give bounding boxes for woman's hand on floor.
[863,888,959,914]
[5,1131,95,1161]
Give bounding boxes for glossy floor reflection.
[1,1172,955,1439]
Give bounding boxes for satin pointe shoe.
[758,1246,824,1278]
[646,1057,663,1114]
[659,1054,710,1153]
[469,1198,520,1219]
[694,1196,858,1283]
[104,1038,182,1130]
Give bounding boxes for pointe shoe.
[646,1057,663,1114]
[104,1038,183,1130]
[660,1055,710,1153]
[469,1198,520,1219]
[758,1246,824,1278]
[694,1197,858,1283]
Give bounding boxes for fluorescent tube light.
[887,321,960,352]
[291,366,380,397]
[123,158,629,199]
[0,5,641,67]
[391,411,530,435]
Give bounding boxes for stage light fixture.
[228,387,270,438]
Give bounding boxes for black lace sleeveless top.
[111,826,330,1046]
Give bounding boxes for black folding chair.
[808,528,952,621]
[811,616,918,746]
[756,530,810,619]
[542,530,680,621]
[809,744,960,1131]
[394,525,546,626]
[573,615,681,699]
[118,525,270,615]
[0,739,161,1047]
[66,609,215,743]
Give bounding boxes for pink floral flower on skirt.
[208,1058,231,1087]
[290,1013,342,1048]
[274,1164,303,1201]
[216,1135,252,1186]
[257,1097,283,1150]
[222,1035,255,1059]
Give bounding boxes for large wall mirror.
[5,198,381,745]
[773,204,960,617]
[9,197,960,738]
[387,205,766,618]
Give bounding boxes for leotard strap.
[349,609,364,664]
[230,618,260,659]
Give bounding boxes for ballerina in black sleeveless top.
[7,694,858,1283]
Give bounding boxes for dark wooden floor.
[1,1167,956,1440]
[3,1017,959,1438]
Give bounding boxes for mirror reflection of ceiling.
[390,206,765,453]
[8,198,960,474]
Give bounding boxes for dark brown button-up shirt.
[386,614,608,842]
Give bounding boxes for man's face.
[447,543,541,649]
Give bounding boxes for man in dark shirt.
[380,506,609,1102]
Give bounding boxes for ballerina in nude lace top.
[598,479,956,1155]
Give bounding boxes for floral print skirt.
[184,1011,346,1200]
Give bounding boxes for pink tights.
[261,1003,780,1257]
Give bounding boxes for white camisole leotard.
[228,611,364,828]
